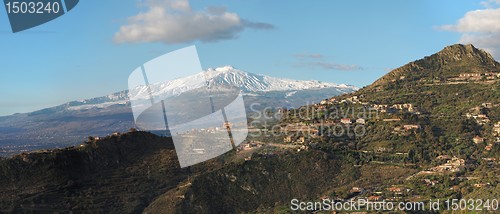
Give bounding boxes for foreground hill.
[0,132,190,212]
[1,131,406,213]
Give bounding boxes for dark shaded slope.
[145,150,358,213]
[0,132,191,213]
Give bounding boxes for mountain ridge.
[370,44,499,89]
[30,66,357,113]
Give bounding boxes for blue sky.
[0,0,498,115]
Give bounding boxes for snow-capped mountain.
[203,66,355,92]
[73,66,357,110]
[0,66,357,156]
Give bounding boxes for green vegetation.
[0,44,499,213]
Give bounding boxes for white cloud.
[293,53,362,71]
[114,0,273,44]
[440,3,500,58]
[481,0,500,8]
[302,62,362,71]
[293,53,325,59]
[440,8,500,33]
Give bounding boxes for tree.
[408,149,416,163]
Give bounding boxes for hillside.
[0,132,192,212]
[369,44,499,89]
[279,44,500,210]
[1,131,403,213]
[0,44,499,213]
[352,44,500,140]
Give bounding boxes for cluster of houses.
[387,186,411,195]
[281,132,310,145]
[394,124,421,131]
[179,126,224,135]
[482,157,498,163]
[472,136,494,151]
[283,135,306,144]
[473,183,491,188]
[347,185,413,203]
[382,118,401,122]
[316,95,417,113]
[280,117,367,144]
[392,124,422,135]
[457,72,499,81]
[318,95,368,106]
[280,123,320,144]
[237,141,263,151]
[372,103,419,114]
[423,179,440,186]
[473,136,485,144]
[314,95,421,121]
[465,103,495,125]
[465,112,490,125]
[281,123,319,133]
[176,122,248,136]
[494,122,500,136]
[281,97,426,142]
[341,118,366,125]
[430,156,466,173]
[464,103,499,150]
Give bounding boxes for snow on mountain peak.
[66,66,358,111]
[201,65,358,93]
[125,65,358,101]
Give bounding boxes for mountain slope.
[0,131,387,213]
[84,65,357,109]
[369,44,499,90]
[0,132,194,212]
[353,44,499,115]
[279,44,499,210]
[28,66,356,111]
[0,44,498,213]
[204,66,354,92]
